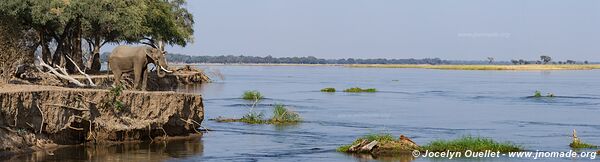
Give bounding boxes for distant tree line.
[101,53,448,64]
[509,55,589,65]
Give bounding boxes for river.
[10,65,600,161]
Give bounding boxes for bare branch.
[37,57,87,87]
[65,55,96,86]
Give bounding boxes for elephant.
[108,45,173,90]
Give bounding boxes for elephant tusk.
[161,66,173,73]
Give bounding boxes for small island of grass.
[570,129,598,149]
[344,87,377,93]
[338,134,523,157]
[337,133,420,155]
[214,104,301,124]
[320,87,336,92]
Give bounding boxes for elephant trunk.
[157,66,167,78]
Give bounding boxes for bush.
[421,136,522,153]
[270,104,301,123]
[242,90,264,101]
[320,88,336,92]
[344,87,377,93]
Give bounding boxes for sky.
[144,0,600,61]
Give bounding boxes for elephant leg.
[113,71,122,88]
[133,67,142,90]
[142,68,148,91]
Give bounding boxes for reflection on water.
[7,138,203,162]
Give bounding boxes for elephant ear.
[145,48,159,60]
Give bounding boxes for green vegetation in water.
[320,88,336,92]
[570,141,598,149]
[421,136,522,153]
[337,133,395,152]
[271,104,301,123]
[343,87,377,93]
[533,91,542,97]
[532,90,555,98]
[242,90,264,101]
[215,104,301,124]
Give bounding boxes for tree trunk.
[67,19,83,74]
[39,30,51,63]
[90,43,101,73]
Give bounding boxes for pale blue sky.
[155,0,599,60]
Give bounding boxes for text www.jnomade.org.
[412,150,597,160]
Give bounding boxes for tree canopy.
[0,0,194,73]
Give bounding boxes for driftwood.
[349,139,369,152]
[37,57,96,87]
[65,55,96,86]
[360,140,379,152]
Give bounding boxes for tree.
[0,0,195,73]
[510,60,518,65]
[487,57,494,64]
[540,55,552,64]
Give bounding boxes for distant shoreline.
[171,63,600,70]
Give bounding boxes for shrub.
[344,87,377,93]
[320,88,336,92]
[242,90,264,101]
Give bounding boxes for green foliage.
[533,91,542,97]
[242,90,264,101]
[532,91,555,97]
[421,136,522,153]
[239,111,265,124]
[570,141,598,149]
[109,85,125,111]
[320,88,336,92]
[343,87,377,93]
[270,104,301,123]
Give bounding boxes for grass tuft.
[570,141,598,149]
[239,111,265,124]
[242,90,264,101]
[270,104,301,123]
[533,91,542,97]
[421,136,522,153]
[344,87,377,93]
[320,87,336,92]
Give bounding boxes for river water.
[9,65,600,161]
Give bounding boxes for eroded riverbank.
[0,84,204,157]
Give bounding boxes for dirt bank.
[0,84,204,156]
